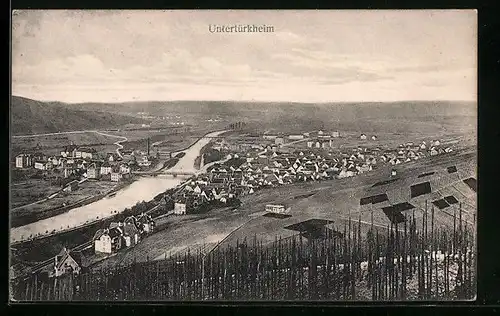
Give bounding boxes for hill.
[59,99,476,135]
[10,96,146,135]
[61,99,476,120]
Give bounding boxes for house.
[61,145,78,158]
[76,147,96,159]
[63,167,75,179]
[136,213,155,234]
[338,168,355,178]
[391,169,397,176]
[100,163,112,175]
[263,133,278,140]
[307,141,314,148]
[288,135,304,140]
[63,179,79,192]
[332,131,340,138]
[15,154,33,168]
[44,161,53,170]
[108,226,125,252]
[50,247,83,278]
[111,171,123,182]
[49,156,60,166]
[371,135,377,141]
[34,161,46,170]
[174,202,187,215]
[87,163,101,179]
[94,229,112,254]
[123,218,141,246]
[119,163,130,174]
[360,134,367,140]
[265,204,287,214]
[430,147,439,156]
[275,137,285,145]
[432,140,441,146]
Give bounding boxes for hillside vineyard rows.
[12,203,475,301]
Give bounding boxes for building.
[122,219,141,247]
[63,179,79,192]
[275,137,285,145]
[34,161,46,170]
[100,163,112,175]
[307,141,314,148]
[265,204,287,214]
[174,202,187,215]
[263,134,278,140]
[15,154,33,168]
[107,153,120,162]
[111,172,123,182]
[360,134,367,140]
[76,147,96,159]
[332,131,340,138]
[136,213,155,234]
[371,135,377,141]
[63,167,75,179]
[87,163,101,179]
[61,145,78,158]
[391,169,397,176]
[50,247,82,278]
[119,164,131,174]
[288,135,305,140]
[94,229,112,254]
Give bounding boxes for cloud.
[12,10,477,103]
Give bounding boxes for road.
[12,130,99,138]
[93,131,128,158]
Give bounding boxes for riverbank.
[10,130,228,244]
[10,179,134,229]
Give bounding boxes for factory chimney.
[147,138,150,156]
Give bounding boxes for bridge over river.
[10,130,228,244]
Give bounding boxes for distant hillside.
[60,99,476,135]
[60,99,476,120]
[11,96,146,135]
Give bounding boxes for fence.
[11,205,475,301]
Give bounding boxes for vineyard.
[11,204,475,301]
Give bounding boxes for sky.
[12,10,477,103]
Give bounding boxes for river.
[10,130,227,244]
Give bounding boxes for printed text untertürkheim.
[208,24,275,33]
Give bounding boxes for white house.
[100,163,112,175]
[288,135,304,140]
[34,161,46,170]
[265,204,287,214]
[15,154,33,168]
[360,134,367,140]
[332,131,340,138]
[94,230,113,254]
[111,172,123,182]
[174,202,187,215]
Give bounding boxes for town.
[170,130,454,215]
[10,127,463,282]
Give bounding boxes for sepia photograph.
[10,10,477,301]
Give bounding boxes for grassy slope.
[11,96,146,135]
